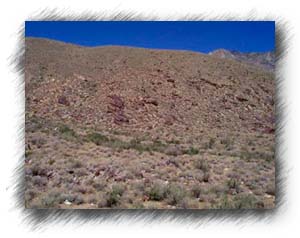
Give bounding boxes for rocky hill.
[25,38,275,209]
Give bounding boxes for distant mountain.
[209,49,275,72]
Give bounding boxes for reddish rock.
[144,98,158,106]
[236,95,248,102]
[58,95,70,106]
[109,95,124,109]
[114,112,129,124]
[167,78,175,83]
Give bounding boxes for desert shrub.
[48,159,55,165]
[105,184,125,207]
[41,191,65,208]
[184,147,199,155]
[132,202,145,209]
[214,194,233,209]
[233,194,258,209]
[191,185,202,198]
[97,194,108,208]
[25,189,37,201]
[208,138,215,149]
[73,195,84,205]
[70,160,83,169]
[108,138,129,150]
[92,181,106,191]
[32,176,48,186]
[31,164,48,176]
[166,184,186,206]
[74,186,88,194]
[203,172,210,182]
[168,157,181,168]
[227,178,240,190]
[164,145,181,156]
[127,138,149,153]
[204,137,215,149]
[87,195,97,204]
[86,132,110,145]
[147,182,168,201]
[106,192,119,207]
[124,138,167,154]
[58,124,77,140]
[75,168,88,176]
[214,194,258,209]
[31,137,46,148]
[194,158,209,172]
[220,138,233,150]
[240,149,274,162]
[111,184,125,196]
[148,139,167,153]
[26,115,44,133]
[167,139,180,145]
[209,184,228,196]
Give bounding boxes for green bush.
[194,158,209,172]
[58,124,77,140]
[184,147,199,155]
[214,194,259,209]
[86,132,110,145]
[191,185,202,198]
[105,184,125,207]
[147,182,168,201]
[166,184,186,205]
[227,178,239,190]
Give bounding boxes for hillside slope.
[25,38,275,209]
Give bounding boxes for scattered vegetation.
[147,182,168,201]
[227,178,240,192]
[58,124,78,140]
[166,184,186,206]
[208,138,215,149]
[184,146,199,155]
[85,132,199,156]
[191,185,202,198]
[220,137,234,150]
[40,191,65,208]
[106,184,125,207]
[214,194,259,209]
[240,148,274,162]
[194,158,209,172]
[86,132,110,145]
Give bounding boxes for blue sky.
[25,21,275,53]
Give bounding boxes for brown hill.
[25,38,275,209]
[26,38,274,139]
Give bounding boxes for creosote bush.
[214,194,259,209]
[147,182,168,201]
[194,158,209,172]
[86,132,110,145]
[106,184,125,207]
[191,185,202,198]
[227,178,240,190]
[166,184,186,205]
[58,124,77,140]
[184,146,199,155]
